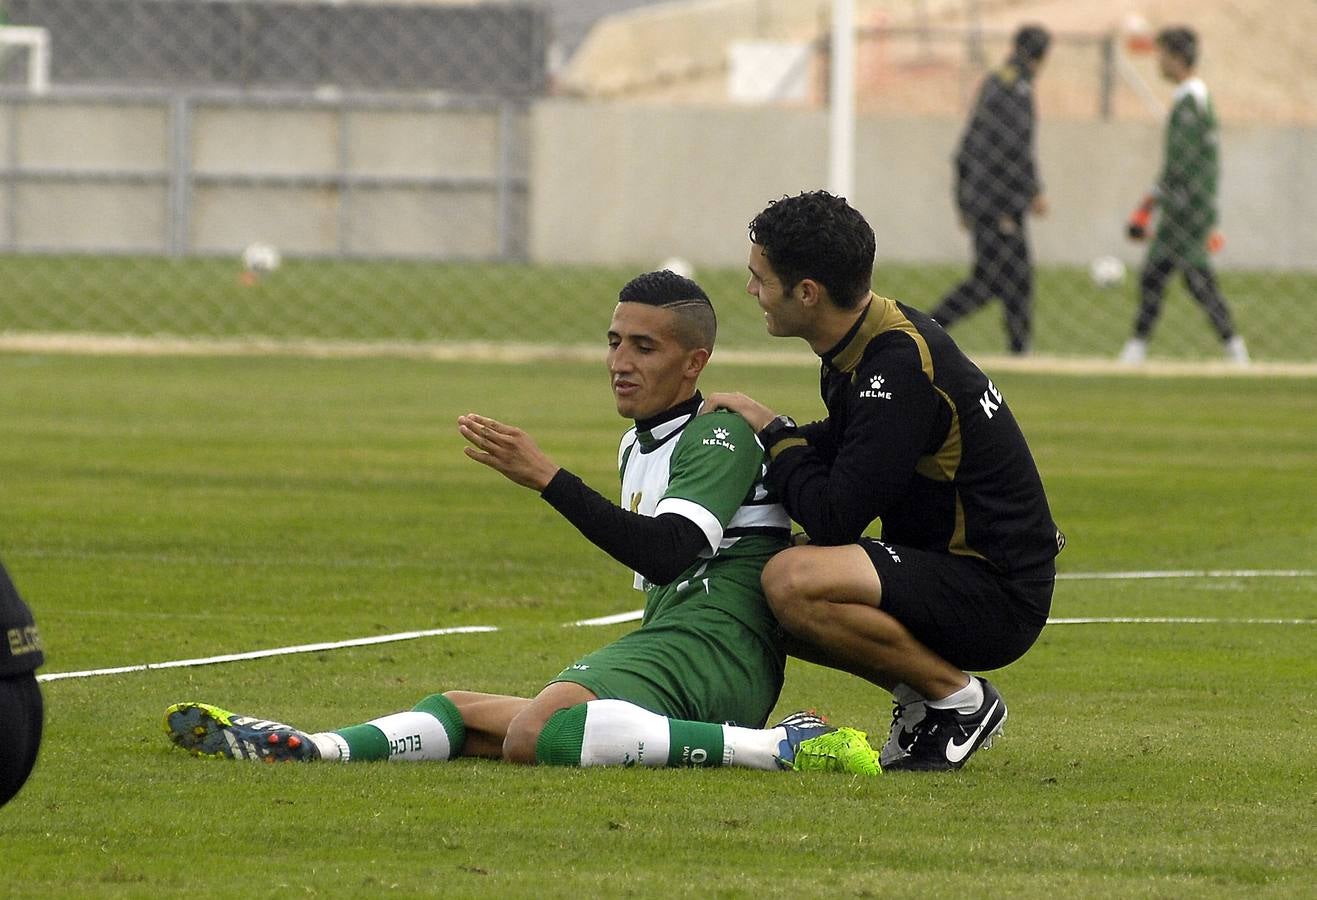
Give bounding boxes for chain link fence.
[1,0,1313,364]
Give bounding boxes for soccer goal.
[0,25,51,94]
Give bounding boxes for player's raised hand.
[457,413,560,491]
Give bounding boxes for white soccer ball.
[1089,255,1126,288]
[242,242,282,274]
[659,256,695,280]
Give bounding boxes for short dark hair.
[618,269,717,351]
[1156,26,1198,66]
[1013,24,1051,62]
[748,191,875,310]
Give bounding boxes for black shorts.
[861,539,1053,672]
[0,673,43,808]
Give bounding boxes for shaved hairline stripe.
[35,569,1312,683]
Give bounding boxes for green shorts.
[550,597,785,728]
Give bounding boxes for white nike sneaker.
[881,677,1006,772]
[1118,338,1147,364]
[1224,336,1249,367]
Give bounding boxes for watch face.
[761,416,796,442]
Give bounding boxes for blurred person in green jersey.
[1120,25,1248,366]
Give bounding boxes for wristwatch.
[756,414,798,450]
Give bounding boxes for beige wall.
[529,99,1317,272]
[0,96,517,258]
[5,102,169,251]
[2,93,1311,270]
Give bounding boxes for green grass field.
[1,254,1314,361]
[1,351,1314,897]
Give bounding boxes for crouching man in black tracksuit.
[706,191,1064,772]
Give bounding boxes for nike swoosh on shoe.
[944,699,1002,764]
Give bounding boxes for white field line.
[1056,569,1315,580]
[36,625,497,683]
[569,570,1315,625]
[570,612,1314,628]
[35,569,1315,683]
[1048,617,1312,625]
[572,610,646,627]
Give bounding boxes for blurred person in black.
[930,24,1050,356]
[1,558,44,808]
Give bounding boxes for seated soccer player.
[165,270,879,775]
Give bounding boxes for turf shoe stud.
[881,677,1006,772]
[164,702,320,762]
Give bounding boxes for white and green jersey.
[548,403,790,725]
[1153,76,1219,259]
[618,407,789,594]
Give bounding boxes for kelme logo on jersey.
[702,427,736,451]
[979,379,1004,419]
[860,374,893,399]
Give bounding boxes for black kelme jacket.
[761,296,1062,588]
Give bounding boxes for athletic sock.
[891,682,925,707]
[311,693,465,763]
[718,723,784,770]
[537,699,745,769]
[926,676,983,716]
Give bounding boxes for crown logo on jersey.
[860,373,892,399]
[703,427,736,452]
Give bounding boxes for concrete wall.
[529,99,1317,272]
[3,92,1311,271]
[3,101,170,252]
[0,93,526,258]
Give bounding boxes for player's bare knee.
[501,714,541,765]
[762,550,817,633]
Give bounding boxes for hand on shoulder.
[699,392,776,432]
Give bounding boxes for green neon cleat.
[789,726,881,775]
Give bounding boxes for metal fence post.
[168,94,192,257]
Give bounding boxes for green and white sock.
[535,699,783,770]
[311,693,465,762]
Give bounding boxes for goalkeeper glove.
[1126,195,1155,240]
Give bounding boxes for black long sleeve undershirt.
[540,468,708,585]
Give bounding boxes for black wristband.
[756,415,798,450]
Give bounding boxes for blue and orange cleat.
[165,702,319,763]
